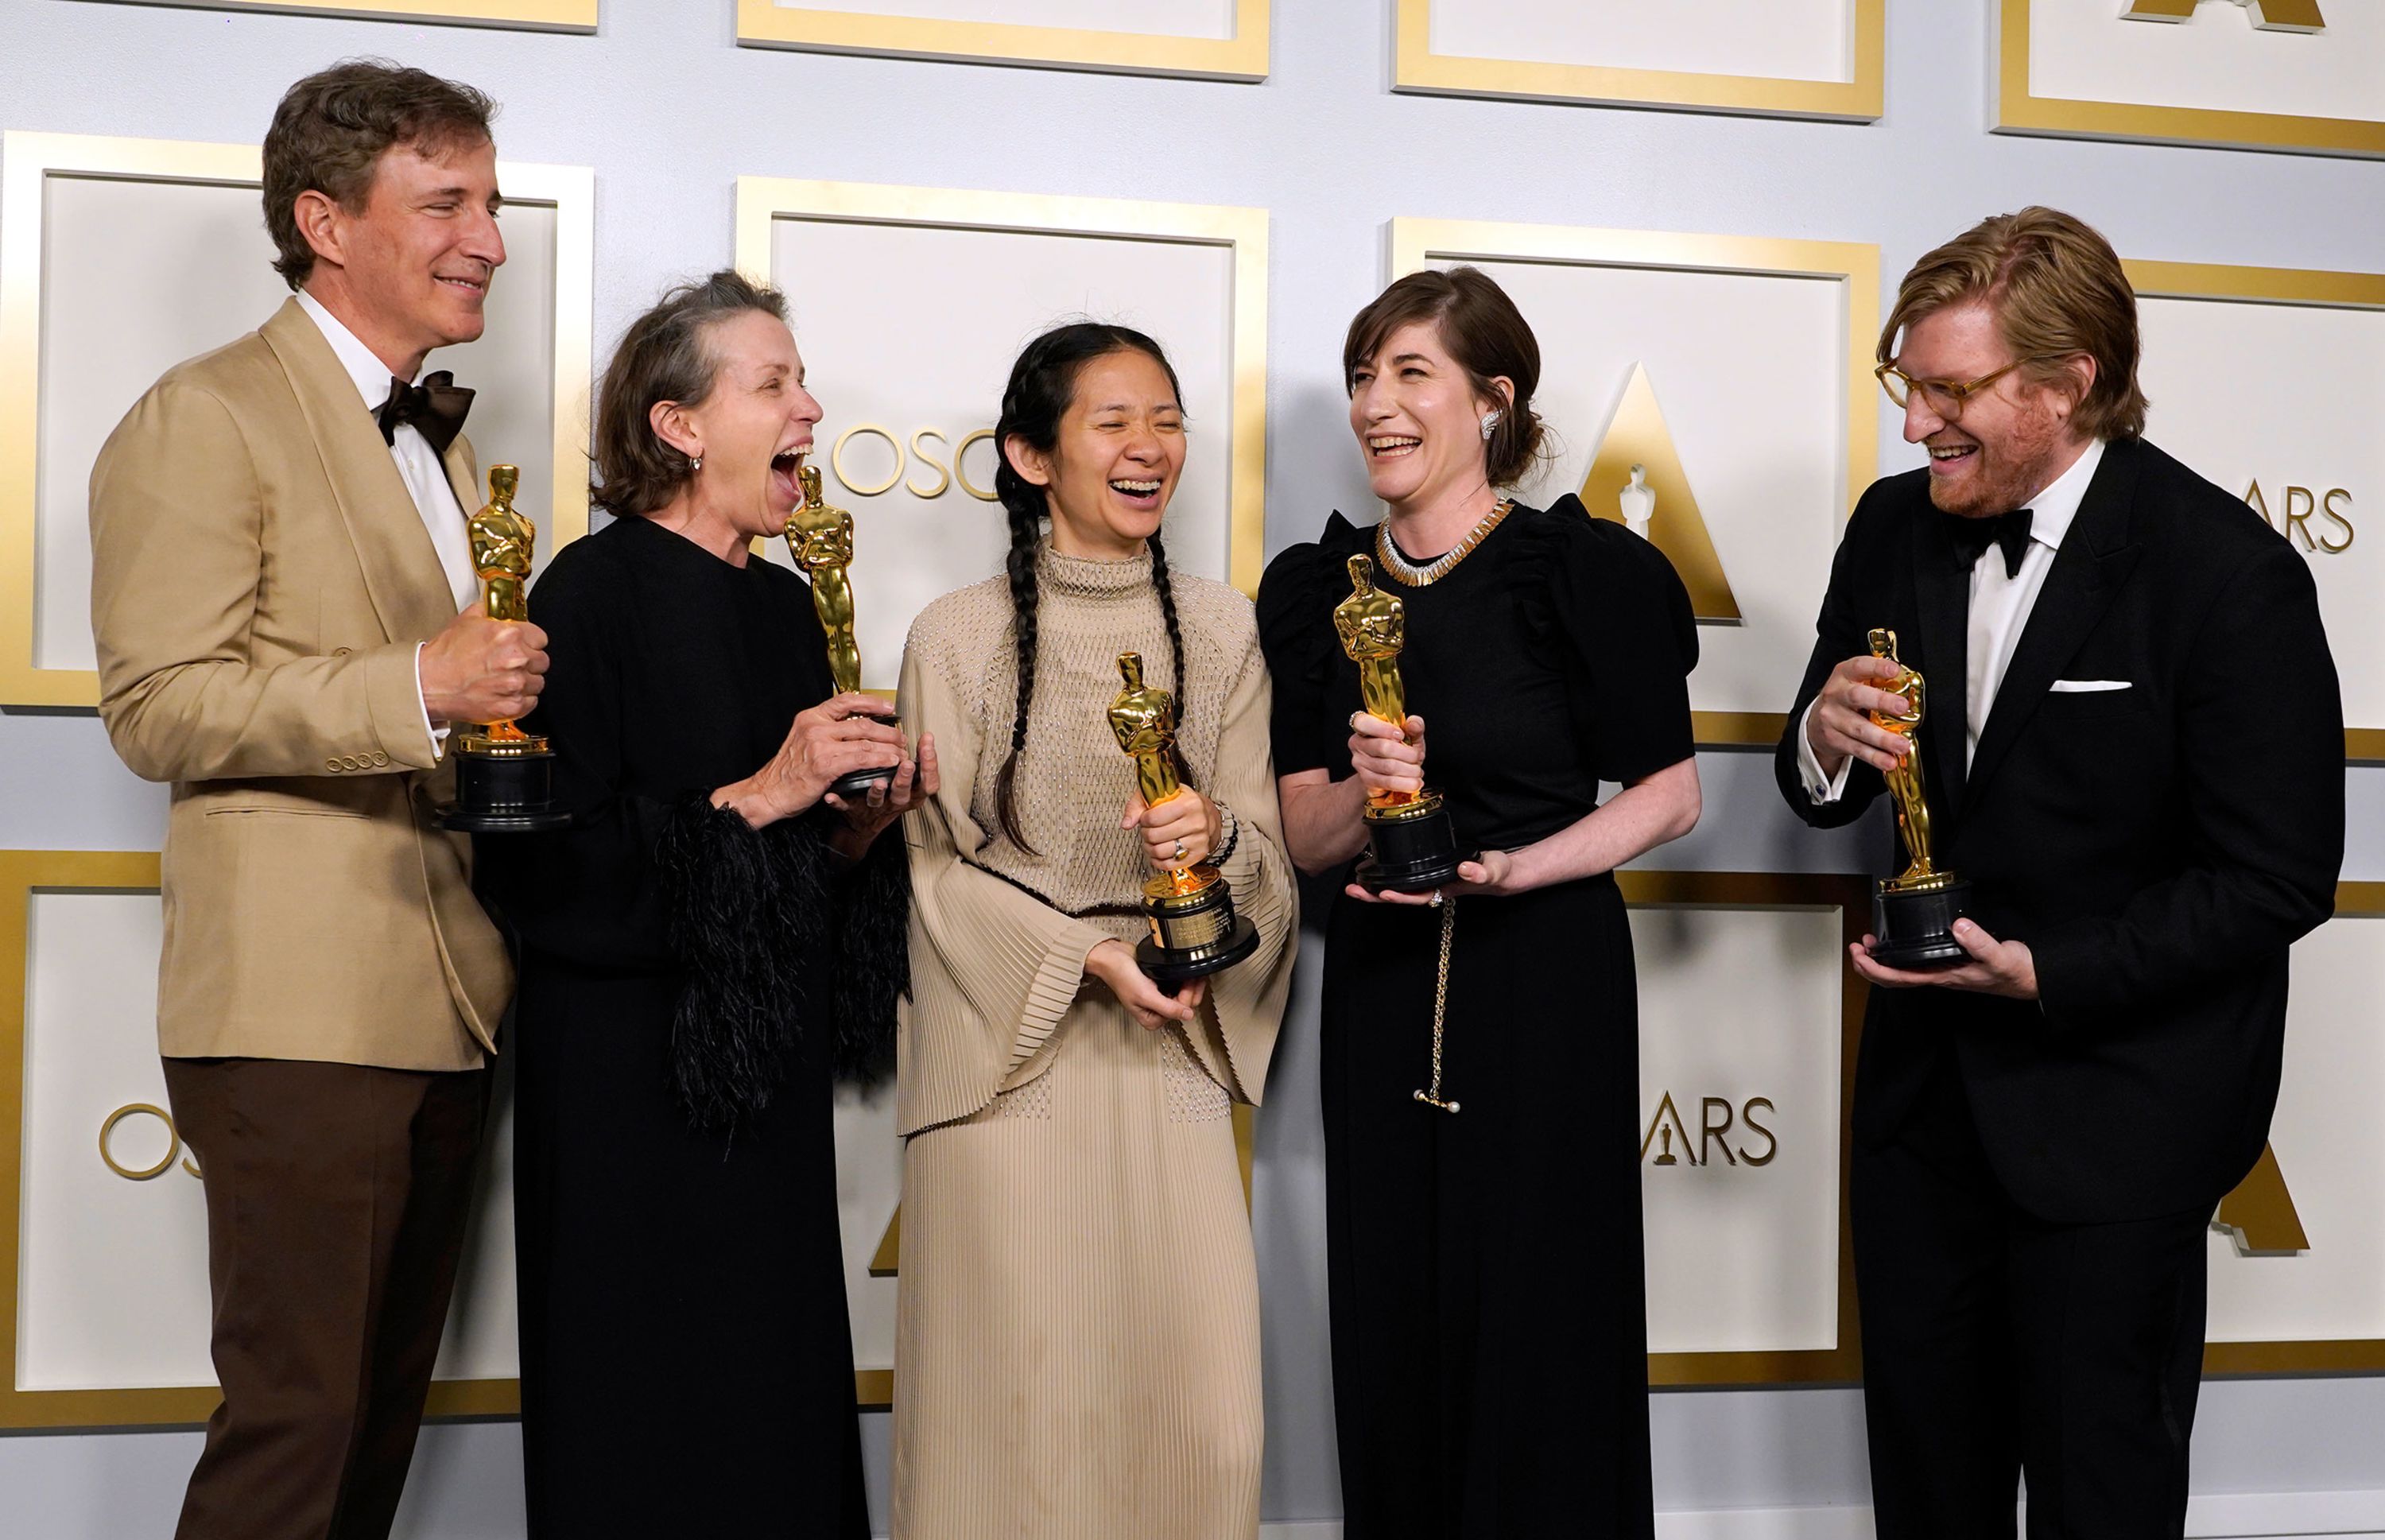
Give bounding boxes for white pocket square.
[2050,679,2131,692]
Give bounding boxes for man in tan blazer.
[87,62,545,1540]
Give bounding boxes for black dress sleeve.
[1259,543,1355,786]
[484,540,683,972]
[1519,498,1699,784]
[1255,514,1367,781]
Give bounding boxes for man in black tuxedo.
[1775,208,2342,1538]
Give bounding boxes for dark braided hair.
[991,322,1192,851]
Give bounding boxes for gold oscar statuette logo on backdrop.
[1639,1091,1778,1168]
[2123,0,2325,32]
[1580,363,1741,623]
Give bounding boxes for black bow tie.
[1946,508,2034,578]
[374,370,473,456]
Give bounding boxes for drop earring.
[1479,409,1503,440]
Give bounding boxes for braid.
[991,471,1044,852]
[1146,531,1195,789]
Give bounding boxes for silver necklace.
[1374,498,1514,587]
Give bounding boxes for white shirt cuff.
[1794,697,1854,805]
[415,642,450,758]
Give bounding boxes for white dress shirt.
[1797,438,2108,804]
[293,290,478,753]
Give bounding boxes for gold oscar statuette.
[1333,553,1467,892]
[1863,626,1971,967]
[441,464,570,832]
[785,463,898,798]
[1107,651,1259,984]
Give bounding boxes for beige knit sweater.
[894,544,1297,1138]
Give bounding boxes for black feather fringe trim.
[653,794,910,1131]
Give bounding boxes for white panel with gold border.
[2205,886,2385,1374]
[736,0,1267,80]
[1390,219,1879,749]
[0,132,595,709]
[0,851,518,1428]
[1395,0,1882,121]
[1995,0,2385,157]
[2122,258,2385,762]
[70,0,596,28]
[1624,872,1863,1386]
[735,177,1267,687]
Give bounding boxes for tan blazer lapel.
[444,434,483,545]
[259,298,457,646]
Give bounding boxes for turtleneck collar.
[1037,540,1154,600]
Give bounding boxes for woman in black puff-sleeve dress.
[1257,268,1701,1539]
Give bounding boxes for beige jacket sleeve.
[1181,624,1297,1105]
[896,637,1111,1136]
[88,379,435,783]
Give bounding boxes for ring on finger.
[1173,838,1187,863]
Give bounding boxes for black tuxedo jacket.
[1775,437,2343,1224]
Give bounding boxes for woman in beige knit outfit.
[890,324,1297,1539]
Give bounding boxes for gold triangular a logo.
[2124,0,2325,31]
[2214,1142,2310,1256]
[1581,363,1740,622]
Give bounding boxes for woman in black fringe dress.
[486,272,928,1538]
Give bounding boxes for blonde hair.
[1881,207,2148,441]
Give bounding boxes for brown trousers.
[162,1057,491,1540]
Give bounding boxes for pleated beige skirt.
[890,991,1262,1540]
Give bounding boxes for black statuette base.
[830,764,898,800]
[1138,916,1261,987]
[1868,877,1974,970]
[440,744,572,833]
[1353,801,1469,894]
[1138,869,1262,988]
[828,709,904,801]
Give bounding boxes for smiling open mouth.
[772,448,805,502]
[1110,479,1161,503]
[1369,436,1420,460]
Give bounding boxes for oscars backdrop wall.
[1626,873,1860,1383]
[2123,258,2385,1370]
[0,131,594,709]
[1394,0,1883,120]
[1996,0,2385,157]
[0,851,516,1426]
[1391,217,1879,748]
[735,0,1269,80]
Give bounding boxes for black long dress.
[1255,498,1697,1540]
[486,514,906,1538]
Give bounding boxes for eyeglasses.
[1874,359,2038,419]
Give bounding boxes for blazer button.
[325,758,342,773]
[332,646,353,658]
[370,751,390,767]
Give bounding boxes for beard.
[1926,398,2070,518]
